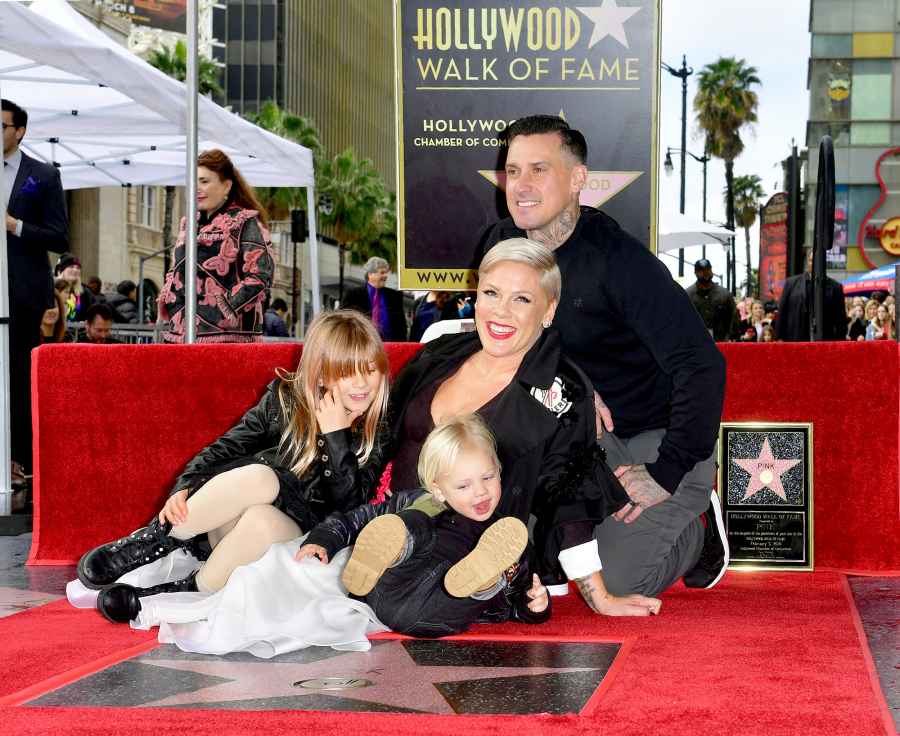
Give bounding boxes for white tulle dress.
[66,535,388,658]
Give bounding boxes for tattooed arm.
[574,571,662,617]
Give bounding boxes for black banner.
[395,0,660,289]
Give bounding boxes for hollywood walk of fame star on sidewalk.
[139,641,601,714]
[577,0,642,50]
[732,436,801,502]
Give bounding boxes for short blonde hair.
[417,414,500,493]
[479,238,561,304]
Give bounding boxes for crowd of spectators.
[849,294,896,341]
[683,258,896,343]
[689,291,896,344]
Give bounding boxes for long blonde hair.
[276,310,389,477]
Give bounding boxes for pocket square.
[21,176,41,195]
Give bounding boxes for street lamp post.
[664,146,712,257]
[662,55,693,277]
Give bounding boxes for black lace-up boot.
[77,518,190,589]
[97,571,199,624]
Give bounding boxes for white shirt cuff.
[14,219,23,237]
[557,541,602,580]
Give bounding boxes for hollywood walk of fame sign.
[394,0,660,289]
[718,423,814,571]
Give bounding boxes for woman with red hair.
[158,149,274,342]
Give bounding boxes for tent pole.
[306,186,321,316]
[0,80,11,516]
[184,0,199,343]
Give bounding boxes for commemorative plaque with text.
[718,423,814,571]
[394,0,660,289]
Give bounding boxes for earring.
[542,321,551,328]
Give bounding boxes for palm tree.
[248,101,323,220]
[318,148,385,252]
[694,57,760,292]
[356,190,397,264]
[730,174,766,297]
[317,148,389,299]
[146,40,223,98]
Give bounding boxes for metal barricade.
[63,322,300,344]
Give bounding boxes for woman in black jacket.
[76,310,391,623]
[375,238,659,617]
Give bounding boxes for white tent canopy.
[658,211,734,252]
[0,0,314,188]
[0,0,320,514]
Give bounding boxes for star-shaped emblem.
[577,0,642,49]
[732,436,801,502]
[478,169,642,209]
[138,641,601,714]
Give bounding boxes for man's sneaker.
[341,514,408,596]
[684,491,729,589]
[444,517,528,598]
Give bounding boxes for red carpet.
[28,342,900,571]
[0,571,892,736]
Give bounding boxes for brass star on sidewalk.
[140,641,601,714]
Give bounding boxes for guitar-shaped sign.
[857,146,900,267]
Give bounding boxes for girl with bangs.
[74,310,391,624]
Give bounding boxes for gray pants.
[596,429,716,597]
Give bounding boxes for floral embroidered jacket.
[158,205,274,343]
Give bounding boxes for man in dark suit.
[3,99,69,472]
[342,256,407,341]
[776,249,846,342]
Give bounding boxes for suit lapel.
[7,153,32,216]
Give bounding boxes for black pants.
[8,302,42,472]
[362,510,496,638]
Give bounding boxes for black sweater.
[480,207,726,494]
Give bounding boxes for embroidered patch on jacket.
[530,377,573,418]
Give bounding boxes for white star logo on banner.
[478,169,642,210]
[577,0,642,49]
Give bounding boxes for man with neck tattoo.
[473,115,728,614]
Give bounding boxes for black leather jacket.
[384,329,629,583]
[304,490,550,625]
[170,379,386,515]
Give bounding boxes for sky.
[657,0,811,287]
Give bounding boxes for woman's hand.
[593,592,662,616]
[574,571,661,616]
[315,388,363,434]
[295,544,329,564]
[526,573,549,613]
[159,489,189,526]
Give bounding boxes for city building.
[807,0,900,279]
[214,0,396,189]
[64,1,399,328]
[64,2,194,316]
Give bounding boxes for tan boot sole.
[444,517,528,598]
[341,514,408,596]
